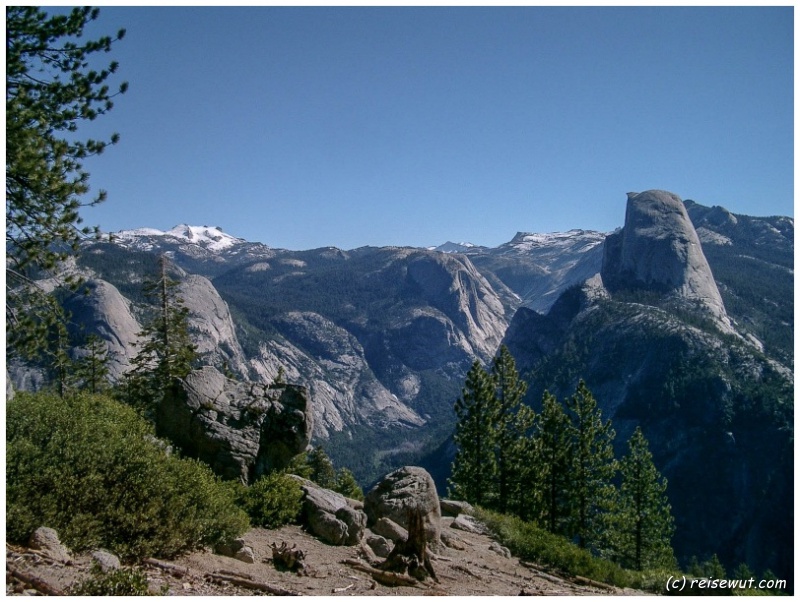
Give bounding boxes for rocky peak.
[602,190,734,333]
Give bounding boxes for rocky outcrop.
[364,466,442,547]
[156,366,313,483]
[62,279,141,381]
[291,477,367,546]
[601,190,733,333]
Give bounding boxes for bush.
[71,566,154,596]
[242,472,303,528]
[475,508,632,588]
[7,391,249,560]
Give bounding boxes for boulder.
[365,534,393,558]
[156,366,313,483]
[451,514,487,535]
[440,499,474,517]
[291,477,367,546]
[364,466,441,546]
[489,541,511,558]
[90,549,121,573]
[371,517,408,543]
[28,527,71,563]
[215,538,256,563]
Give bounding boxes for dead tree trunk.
[377,507,438,583]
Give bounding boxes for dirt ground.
[7,516,645,596]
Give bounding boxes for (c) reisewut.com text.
[665,575,787,593]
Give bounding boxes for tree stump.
[270,541,307,575]
[377,507,438,583]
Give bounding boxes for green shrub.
[242,472,303,528]
[7,391,249,560]
[475,508,632,588]
[335,467,365,501]
[71,566,154,596]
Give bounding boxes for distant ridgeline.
[8,191,793,584]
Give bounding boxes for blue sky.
[74,6,793,250]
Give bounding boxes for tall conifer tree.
[126,256,196,415]
[6,7,126,361]
[565,380,617,549]
[532,391,573,534]
[610,427,675,570]
[449,360,498,506]
[491,346,533,514]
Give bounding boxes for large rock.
[291,477,367,546]
[28,527,71,563]
[601,190,733,333]
[364,466,441,546]
[156,366,313,483]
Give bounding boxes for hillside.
[7,518,644,596]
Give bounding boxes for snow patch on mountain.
[112,224,246,252]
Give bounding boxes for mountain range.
[8,190,793,582]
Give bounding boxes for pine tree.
[6,7,126,361]
[449,360,499,507]
[126,256,197,415]
[531,390,573,534]
[308,446,337,489]
[609,426,675,570]
[73,334,111,394]
[565,380,617,550]
[490,346,533,514]
[335,468,364,501]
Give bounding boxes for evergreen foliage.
[608,427,675,570]
[449,359,499,506]
[335,467,365,501]
[72,334,111,394]
[307,445,338,489]
[294,446,365,500]
[240,472,303,529]
[490,346,533,514]
[6,391,249,560]
[450,367,678,580]
[564,380,617,550]
[71,565,154,596]
[124,256,197,415]
[531,390,573,534]
[6,6,127,363]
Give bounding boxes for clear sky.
[72,6,793,251]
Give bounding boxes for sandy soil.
[7,517,645,596]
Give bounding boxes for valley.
[8,190,793,584]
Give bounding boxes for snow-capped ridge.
[112,224,246,252]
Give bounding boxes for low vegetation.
[239,473,304,528]
[7,391,249,560]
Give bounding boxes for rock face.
[364,466,442,547]
[602,190,733,333]
[62,279,141,381]
[156,366,313,483]
[249,311,426,438]
[179,274,251,379]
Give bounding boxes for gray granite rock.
[157,366,313,483]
